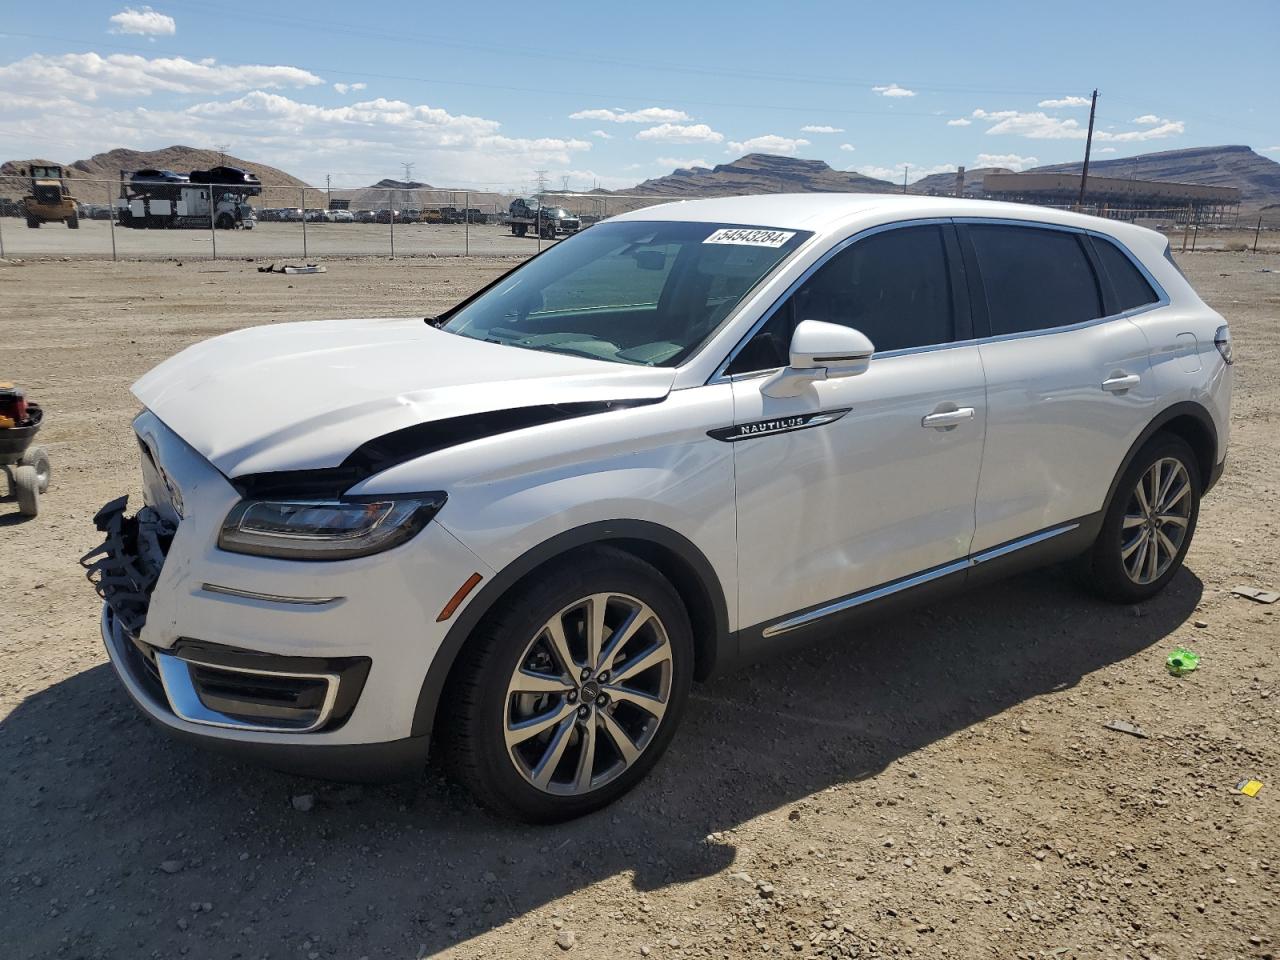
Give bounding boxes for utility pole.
[1075,89,1099,211]
[215,142,230,164]
[534,169,549,201]
[325,173,332,210]
[401,161,415,184]
[561,175,570,193]
[902,165,909,194]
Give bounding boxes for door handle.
[921,407,975,429]
[1102,373,1141,392]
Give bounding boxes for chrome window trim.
[760,522,1079,638]
[709,216,1171,382]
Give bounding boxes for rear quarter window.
[1093,237,1160,313]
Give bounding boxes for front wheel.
[13,465,39,516]
[440,547,693,822]
[1083,434,1201,602]
[66,215,79,229]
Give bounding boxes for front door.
[722,221,987,633]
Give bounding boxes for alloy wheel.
[503,593,673,796]
[1121,456,1192,585]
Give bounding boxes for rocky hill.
[1033,145,1280,212]
[908,166,1009,198]
[627,154,896,198]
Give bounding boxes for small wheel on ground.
[216,213,235,230]
[440,545,694,822]
[13,464,39,516]
[66,215,79,229]
[20,445,51,494]
[1082,433,1201,602]
[26,217,39,228]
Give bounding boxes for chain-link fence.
[1,177,1278,261]
[0,177,694,262]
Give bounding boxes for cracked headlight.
[218,494,446,561]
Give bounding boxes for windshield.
[442,220,811,366]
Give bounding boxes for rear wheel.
[216,213,235,230]
[13,465,39,516]
[66,215,79,229]
[1083,434,1200,602]
[441,546,693,822]
[26,217,39,229]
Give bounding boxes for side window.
[1093,237,1159,313]
[967,224,1103,335]
[726,224,955,374]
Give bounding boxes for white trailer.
[117,185,255,230]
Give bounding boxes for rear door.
[959,221,1156,552]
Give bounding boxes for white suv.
[84,195,1232,821]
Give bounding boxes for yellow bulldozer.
[21,164,80,229]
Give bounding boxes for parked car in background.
[85,195,1231,823]
[354,209,377,223]
[330,209,355,223]
[375,209,398,224]
[304,209,329,222]
[464,208,488,224]
[281,208,304,222]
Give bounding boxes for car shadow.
[0,564,1200,957]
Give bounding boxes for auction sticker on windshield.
[703,227,796,247]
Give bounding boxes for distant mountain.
[1033,145,1280,212]
[1,145,309,204]
[621,146,1280,214]
[908,166,1009,198]
[626,153,896,198]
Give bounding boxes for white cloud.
[590,129,613,139]
[1132,114,1165,125]
[1037,96,1090,108]
[946,117,972,127]
[872,83,916,98]
[970,108,1184,142]
[1099,146,1117,153]
[1264,146,1280,153]
[108,6,175,36]
[569,106,691,123]
[0,52,322,101]
[333,82,366,94]
[635,122,723,144]
[800,124,844,133]
[656,156,710,170]
[839,143,856,152]
[727,134,809,155]
[975,152,1039,171]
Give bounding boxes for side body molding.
[410,519,731,738]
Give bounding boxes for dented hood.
[132,317,675,478]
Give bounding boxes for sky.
[1,0,1277,193]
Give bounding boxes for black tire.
[26,217,39,229]
[439,546,694,822]
[216,213,235,230]
[512,223,527,237]
[13,465,39,516]
[20,445,51,494]
[1082,433,1201,602]
[66,216,79,229]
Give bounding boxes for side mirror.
[763,319,874,398]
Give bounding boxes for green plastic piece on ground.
[1166,646,1201,676]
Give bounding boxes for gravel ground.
[0,251,1277,960]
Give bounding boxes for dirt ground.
[0,251,1277,960]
